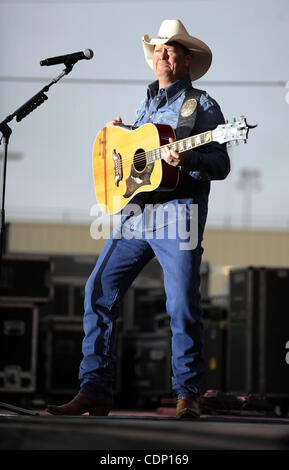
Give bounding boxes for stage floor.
[1,407,289,451]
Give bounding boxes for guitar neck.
[146,129,213,164]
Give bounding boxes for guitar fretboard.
[146,130,212,164]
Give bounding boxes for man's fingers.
[161,146,170,159]
[161,139,181,166]
[106,116,123,126]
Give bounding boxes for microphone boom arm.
[0,63,74,129]
[0,62,75,270]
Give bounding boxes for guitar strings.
[119,126,218,166]
[114,134,201,167]
[98,124,242,172]
[119,128,240,166]
[100,122,241,167]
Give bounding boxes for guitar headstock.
[212,116,257,146]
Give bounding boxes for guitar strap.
[175,87,204,140]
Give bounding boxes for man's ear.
[185,53,193,68]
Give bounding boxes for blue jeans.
[79,199,205,404]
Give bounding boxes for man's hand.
[161,137,181,167]
[106,116,123,127]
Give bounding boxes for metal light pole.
[236,168,262,228]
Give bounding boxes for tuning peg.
[225,119,228,124]
[235,140,239,145]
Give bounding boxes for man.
[47,19,230,419]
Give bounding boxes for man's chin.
[155,69,173,80]
[157,65,171,73]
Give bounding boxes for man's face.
[153,42,192,83]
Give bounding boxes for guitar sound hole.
[133,148,146,172]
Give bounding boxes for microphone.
[40,49,94,66]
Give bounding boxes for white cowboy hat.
[142,19,212,81]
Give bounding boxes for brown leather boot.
[176,397,201,419]
[46,392,112,416]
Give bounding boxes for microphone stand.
[0,61,75,416]
[0,62,75,272]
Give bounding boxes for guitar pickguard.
[123,163,154,198]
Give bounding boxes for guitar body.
[92,123,179,214]
[92,115,254,214]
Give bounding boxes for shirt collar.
[147,75,192,104]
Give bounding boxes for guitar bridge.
[112,149,123,186]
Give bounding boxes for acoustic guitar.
[92,116,255,214]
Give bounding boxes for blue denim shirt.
[130,75,230,215]
[132,75,230,184]
[133,75,215,130]
[133,75,193,130]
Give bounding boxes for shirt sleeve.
[179,94,231,181]
[132,98,147,128]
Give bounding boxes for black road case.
[227,267,289,399]
[116,331,172,407]
[258,268,289,398]
[0,302,38,392]
[0,254,53,302]
[227,267,260,394]
[201,319,227,393]
[39,316,84,395]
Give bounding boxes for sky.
[0,0,288,230]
